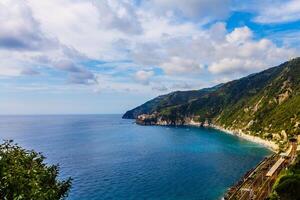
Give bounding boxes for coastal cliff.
[123,58,300,150]
[136,113,279,151]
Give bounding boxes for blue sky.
[0,0,300,114]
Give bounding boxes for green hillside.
[123,58,300,146]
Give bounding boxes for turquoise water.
[0,115,271,200]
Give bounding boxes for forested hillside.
[123,58,300,147]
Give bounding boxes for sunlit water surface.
[0,115,271,200]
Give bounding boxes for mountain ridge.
[123,58,300,149]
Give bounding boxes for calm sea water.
[0,115,271,200]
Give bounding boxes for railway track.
[224,142,297,200]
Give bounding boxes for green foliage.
[275,177,300,200]
[124,58,300,143]
[269,154,300,200]
[122,89,211,119]
[0,140,72,200]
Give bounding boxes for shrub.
[0,140,72,200]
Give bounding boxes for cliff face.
[136,114,206,126]
[123,58,300,147]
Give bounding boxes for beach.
[209,124,279,152]
[184,119,279,152]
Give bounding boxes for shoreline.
[186,121,279,152]
[135,119,280,199]
[135,117,279,152]
[138,120,279,152]
[209,124,278,152]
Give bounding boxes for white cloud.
[67,69,96,85]
[209,58,264,74]
[21,68,40,76]
[26,0,142,60]
[0,49,38,77]
[145,0,231,22]
[134,70,154,84]
[55,60,97,84]
[208,27,297,76]
[0,0,54,50]
[254,0,300,24]
[226,26,253,44]
[0,0,298,94]
[54,60,81,72]
[207,22,227,42]
[161,57,203,75]
[272,31,300,50]
[94,0,142,34]
[132,22,296,79]
[0,67,22,77]
[0,0,98,85]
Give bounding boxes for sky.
[0,0,300,114]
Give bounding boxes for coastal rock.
[125,58,300,150]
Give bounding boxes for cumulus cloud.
[94,0,142,34]
[53,60,97,84]
[134,70,154,85]
[0,0,298,94]
[207,22,227,42]
[0,0,54,50]
[132,22,296,80]
[146,0,231,22]
[253,0,300,24]
[161,57,203,75]
[131,22,296,79]
[0,0,98,85]
[207,27,297,76]
[131,42,164,66]
[67,69,96,85]
[54,60,81,73]
[209,58,262,74]
[27,0,133,60]
[226,26,253,44]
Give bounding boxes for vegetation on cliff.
[269,152,300,200]
[123,58,300,146]
[0,140,72,200]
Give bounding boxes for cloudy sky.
[0,0,299,114]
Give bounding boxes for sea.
[0,114,271,200]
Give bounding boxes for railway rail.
[224,141,298,200]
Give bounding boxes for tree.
[274,175,300,200]
[269,153,300,200]
[0,140,72,200]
